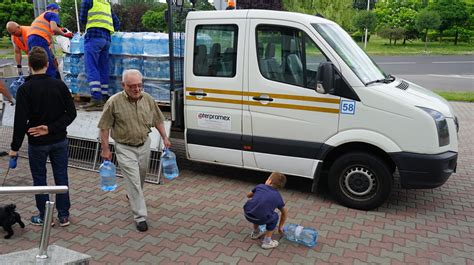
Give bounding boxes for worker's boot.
[82,99,105,112]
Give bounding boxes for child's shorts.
[244,212,278,231]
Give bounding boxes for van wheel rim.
[343,166,376,197]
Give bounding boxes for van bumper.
[390,151,457,189]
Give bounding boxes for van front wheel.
[328,152,392,210]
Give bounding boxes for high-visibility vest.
[28,12,54,45]
[86,0,114,33]
[12,26,30,52]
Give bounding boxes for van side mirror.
[315,62,335,94]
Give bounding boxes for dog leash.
[2,156,17,186]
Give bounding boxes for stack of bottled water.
[282,224,318,247]
[62,32,185,101]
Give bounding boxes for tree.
[112,2,152,32]
[429,0,470,45]
[377,25,405,45]
[59,0,80,32]
[353,10,377,42]
[282,0,357,31]
[141,3,168,32]
[352,0,376,10]
[374,0,423,45]
[0,0,34,37]
[416,9,441,50]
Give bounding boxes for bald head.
[6,21,21,37]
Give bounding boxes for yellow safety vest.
[86,0,114,33]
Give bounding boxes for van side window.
[194,25,238,77]
[256,25,328,89]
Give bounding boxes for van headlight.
[418,107,449,146]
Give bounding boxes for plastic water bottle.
[282,224,318,247]
[110,32,122,54]
[70,33,81,54]
[9,156,18,169]
[99,160,117,191]
[8,76,25,99]
[77,73,88,95]
[258,225,266,234]
[161,148,179,180]
[63,54,71,73]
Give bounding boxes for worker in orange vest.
[226,0,236,10]
[27,3,73,78]
[6,21,29,76]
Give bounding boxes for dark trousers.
[27,35,59,79]
[28,139,70,218]
[84,37,111,100]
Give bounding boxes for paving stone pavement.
[0,102,473,264]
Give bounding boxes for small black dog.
[0,204,25,239]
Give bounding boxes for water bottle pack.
[282,223,318,247]
[8,76,25,99]
[161,148,179,180]
[63,31,185,102]
[99,160,117,191]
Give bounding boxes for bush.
[351,31,371,42]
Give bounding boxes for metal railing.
[0,186,68,259]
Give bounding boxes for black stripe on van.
[186,129,331,160]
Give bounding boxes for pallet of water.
[64,32,185,102]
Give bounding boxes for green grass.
[326,33,473,55]
[358,35,473,55]
[436,91,474,102]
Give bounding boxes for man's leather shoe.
[136,221,148,232]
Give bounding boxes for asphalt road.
[2,55,473,92]
[372,55,474,92]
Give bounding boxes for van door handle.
[189,92,207,97]
[252,96,274,102]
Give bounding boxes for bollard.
[36,201,55,259]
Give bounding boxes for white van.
[176,10,459,210]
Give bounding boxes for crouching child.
[243,172,288,249]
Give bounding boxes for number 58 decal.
[340,100,356,115]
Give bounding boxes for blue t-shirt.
[44,12,60,25]
[244,184,285,222]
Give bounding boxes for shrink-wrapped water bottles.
[282,224,318,247]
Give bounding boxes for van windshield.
[312,23,386,85]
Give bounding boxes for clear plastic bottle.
[70,33,81,54]
[110,32,122,54]
[63,54,71,73]
[99,160,117,191]
[9,76,25,99]
[161,148,179,180]
[282,223,318,247]
[76,73,88,95]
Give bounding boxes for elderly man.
[98,69,171,232]
[6,21,29,76]
[27,3,73,78]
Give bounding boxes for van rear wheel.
[328,152,392,210]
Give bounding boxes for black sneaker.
[136,221,148,232]
[58,216,70,227]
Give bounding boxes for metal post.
[167,0,176,97]
[363,0,370,49]
[74,0,81,33]
[36,201,55,259]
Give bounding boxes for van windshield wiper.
[365,74,395,86]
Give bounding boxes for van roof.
[187,9,334,25]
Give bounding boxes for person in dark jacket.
[9,46,77,227]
